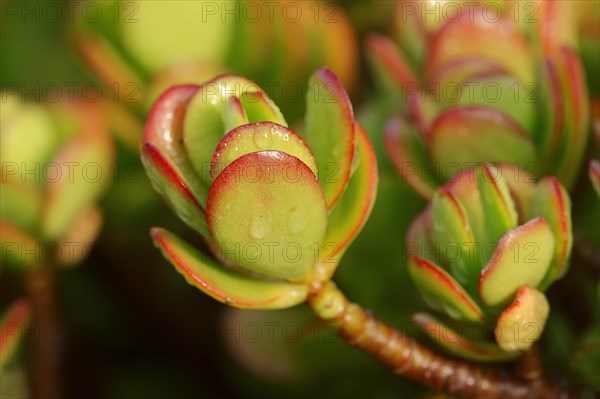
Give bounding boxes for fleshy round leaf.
[495,286,550,352]
[184,75,284,187]
[408,257,485,323]
[365,34,417,103]
[304,68,355,209]
[315,124,378,278]
[222,97,250,133]
[477,164,519,253]
[413,313,518,362]
[446,169,486,243]
[141,143,207,237]
[118,1,233,73]
[206,151,328,281]
[143,84,207,206]
[384,117,437,199]
[429,107,538,171]
[431,189,480,290]
[426,9,533,84]
[529,177,572,289]
[479,218,555,307]
[41,104,113,241]
[0,301,31,368]
[552,47,590,188]
[210,122,317,180]
[150,228,308,310]
[238,91,287,125]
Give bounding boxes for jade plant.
[140,66,584,397]
[0,94,114,399]
[72,0,357,148]
[367,1,589,197]
[141,68,377,308]
[406,164,571,358]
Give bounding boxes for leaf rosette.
[406,164,572,359]
[141,69,377,309]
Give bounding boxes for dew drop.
[250,215,270,239]
[254,129,272,149]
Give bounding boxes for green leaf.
[384,116,437,199]
[118,1,234,74]
[426,9,533,84]
[529,177,572,289]
[41,105,114,241]
[477,164,519,253]
[141,143,208,237]
[551,47,590,188]
[479,218,555,307]
[408,257,485,323]
[430,189,480,291]
[143,84,208,205]
[209,122,317,181]
[365,34,417,106]
[184,75,281,187]
[222,96,249,133]
[494,286,549,352]
[150,228,308,309]
[206,151,328,281]
[315,124,378,278]
[304,68,355,210]
[429,107,538,172]
[238,91,287,125]
[413,313,518,362]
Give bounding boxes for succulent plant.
[405,164,572,359]
[141,68,377,309]
[72,0,357,115]
[367,1,589,197]
[0,94,114,270]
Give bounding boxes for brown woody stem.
[25,265,62,399]
[307,280,574,399]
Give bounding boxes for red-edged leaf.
[479,218,555,307]
[304,68,355,210]
[409,257,486,323]
[141,143,207,236]
[210,122,317,181]
[426,8,533,84]
[429,107,538,174]
[314,124,378,280]
[206,151,328,281]
[42,103,114,241]
[413,313,518,362]
[529,177,572,289]
[495,285,549,352]
[151,228,308,309]
[143,84,207,204]
[384,116,438,199]
[365,34,417,100]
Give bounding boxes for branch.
[25,265,62,399]
[307,280,575,399]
